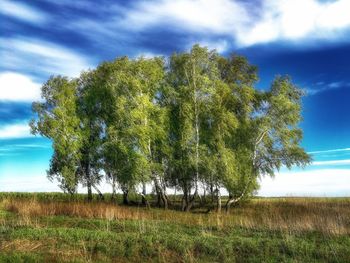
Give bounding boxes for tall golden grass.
[2,197,350,235]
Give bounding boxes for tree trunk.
[156,192,168,209]
[111,187,116,201]
[181,183,198,212]
[202,187,206,205]
[225,198,234,213]
[225,173,255,213]
[216,187,221,213]
[111,175,117,201]
[87,181,92,201]
[181,196,187,211]
[162,194,168,209]
[92,184,104,200]
[141,183,150,208]
[185,65,200,209]
[161,177,170,208]
[225,195,243,213]
[185,190,198,212]
[156,192,162,207]
[85,159,93,201]
[193,64,200,206]
[181,187,188,211]
[210,183,215,203]
[154,177,168,209]
[123,190,129,205]
[141,182,147,205]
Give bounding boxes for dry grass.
[2,197,350,235]
[0,238,114,263]
[0,239,49,252]
[234,198,350,235]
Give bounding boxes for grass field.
[0,193,349,262]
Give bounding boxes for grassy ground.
[0,193,349,262]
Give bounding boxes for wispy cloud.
[0,142,51,158]
[122,0,248,35]
[0,0,48,24]
[0,122,33,139]
[8,0,347,64]
[305,81,350,95]
[308,147,350,167]
[1,37,93,78]
[0,72,41,102]
[0,143,50,152]
[308,147,350,154]
[119,0,350,48]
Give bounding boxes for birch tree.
[76,71,106,200]
[30,76,82,194]
[31,44,310,210]
[167,45,219,211]
[128,57,165,207]
[224,75,311,211]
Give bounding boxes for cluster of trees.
[30,45,310,211]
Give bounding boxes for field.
[0,193,350,262]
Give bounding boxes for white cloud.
[0,123,33,139]
[237,0,350,46]
[1,37,92,78]
[120,0,350,47]
[122,0,248,35]
[0,72,41,102]
[0,0,47,24]
[259,169,350,196]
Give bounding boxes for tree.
[88,57,140,205]
[127,57,165,207]
[31,44,310,211]
[202,54,259,212]
[215,54,262,211]
[224,75,311,211]
[75,70,106,201]
[91,57,166,207]
[30,76,82,194]
[166,45,219,211]
[203,80,239,212]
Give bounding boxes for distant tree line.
[30,45,310,212]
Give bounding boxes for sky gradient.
[1,0,349,196]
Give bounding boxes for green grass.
[1,193,350,262]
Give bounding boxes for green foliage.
[165,45,224,209]
[30,76,82,193]
[30,44,310,208]
[252,76,311,177]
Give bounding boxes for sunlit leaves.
[30,45,310,205]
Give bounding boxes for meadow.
[0,193,349,262]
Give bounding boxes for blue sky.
[0,0,349,195]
